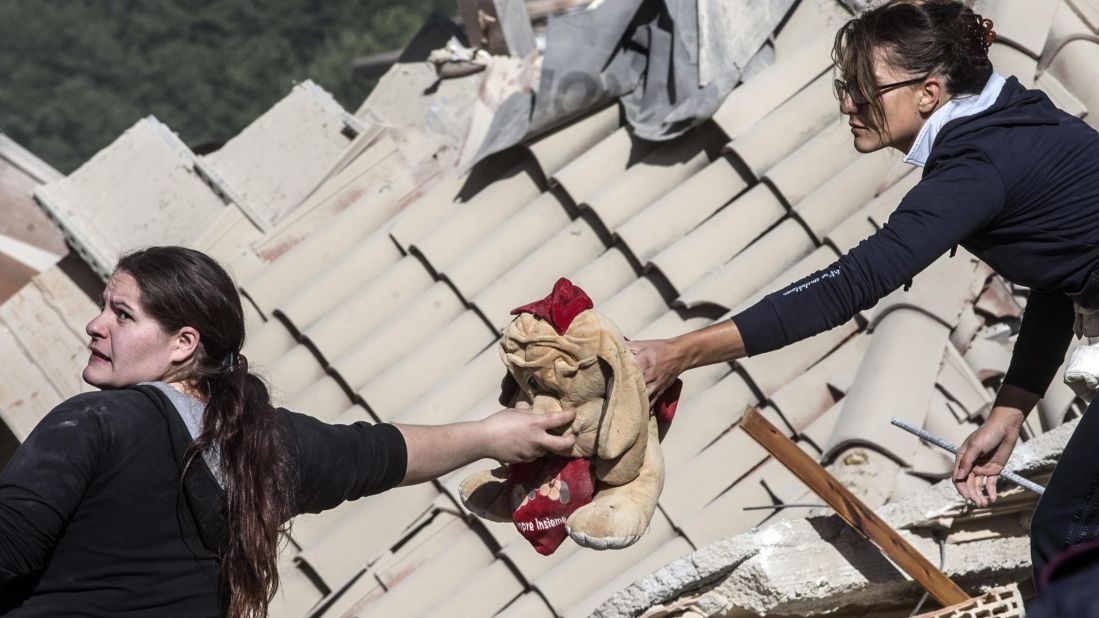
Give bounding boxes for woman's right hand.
[628,338,688,401]
[953,406,1025,506]
[479,408,577,464]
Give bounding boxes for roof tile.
[616,156,749,265]
[443,189,574,302]
[356,311,496,420]
[328,282,466,393]
[650,183,786,294]
[677,217,816,311]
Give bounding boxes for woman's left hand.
[628,338,687,401]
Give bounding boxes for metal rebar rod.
[890,417,1045,496]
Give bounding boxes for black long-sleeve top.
[734,77,1099,397]
[0,385,407,616]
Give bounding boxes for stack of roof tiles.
[1,0,1096,615]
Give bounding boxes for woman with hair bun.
[0,246,575,617]
[630,0,1099,587]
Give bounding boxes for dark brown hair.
[117,246,293,618]
[833,0,996,138]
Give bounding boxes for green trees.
[0,0,452,172]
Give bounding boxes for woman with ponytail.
[0,246,574,617]
[629,0,1099,591]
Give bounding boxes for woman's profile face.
[841,48,931,154]
[83,270,189,389]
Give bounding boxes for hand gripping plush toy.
[460,278,680,555]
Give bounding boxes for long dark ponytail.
[117,246,293,618]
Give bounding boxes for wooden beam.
[739,407,970,607]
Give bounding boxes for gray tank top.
[144,381,225,489]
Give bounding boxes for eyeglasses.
[833,75,929,106]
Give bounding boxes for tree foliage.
[0,0,453,172]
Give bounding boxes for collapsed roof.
[1,0,1097,616]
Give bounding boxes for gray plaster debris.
[33,116,227,278]
[201,80,352,232]
[592,418,1076,618]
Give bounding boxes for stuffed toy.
[460,278,681,555]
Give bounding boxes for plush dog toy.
[459,278,680,554]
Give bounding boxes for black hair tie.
[221,350,240,373]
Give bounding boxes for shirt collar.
[902,72,1006,167]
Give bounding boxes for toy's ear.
[594,327,649,485]
[499,371,521,407]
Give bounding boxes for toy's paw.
[566,495,649,550]
[459,468,513,522]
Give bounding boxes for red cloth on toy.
[510,277,593,335]
[652,378,681,425]
[506,455,594,555]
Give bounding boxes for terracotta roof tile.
[677,217,816,312]
[616,156,749,265]
[472,217,608,331]
[650,183,786,294]
[584,128,723,233]
[974,0,1060,58]
[356,310,496,419]
[443,189,574,302]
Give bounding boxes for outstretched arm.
[629,320,747,400]
[395,408,576,486]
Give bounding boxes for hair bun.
[968,14,996,54]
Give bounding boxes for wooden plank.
[739,407,971,607]
[0,321,63,440]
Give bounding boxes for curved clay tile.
[276,231,403,333]
[552,128,653,207]
[763,119,862,207]
[526,104,621,181]
[304,257,434,361]
[472,218,607,332]
[616,155,749,266]
[286,376,356,425]
[725,71,836,179]
[357,311,497,421]
[649,183,786,294]
[677,217,815,312]
[660,371,758,470]
[584,128,722,234]
[823,255,983,467]
[391,346,502,426]
[444,190,574,302]
[410,163,544,274]
[793,149,911,242]
[711,34,833,139]
[328,282,466,394]
[243,195,405,317]
[974,0,1060,58]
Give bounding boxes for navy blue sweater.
[733,77,1099,397]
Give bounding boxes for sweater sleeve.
[284,410,408,515]
[734,147,1005,355]
[0,397,103,589]
[1002,289,1075,398]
